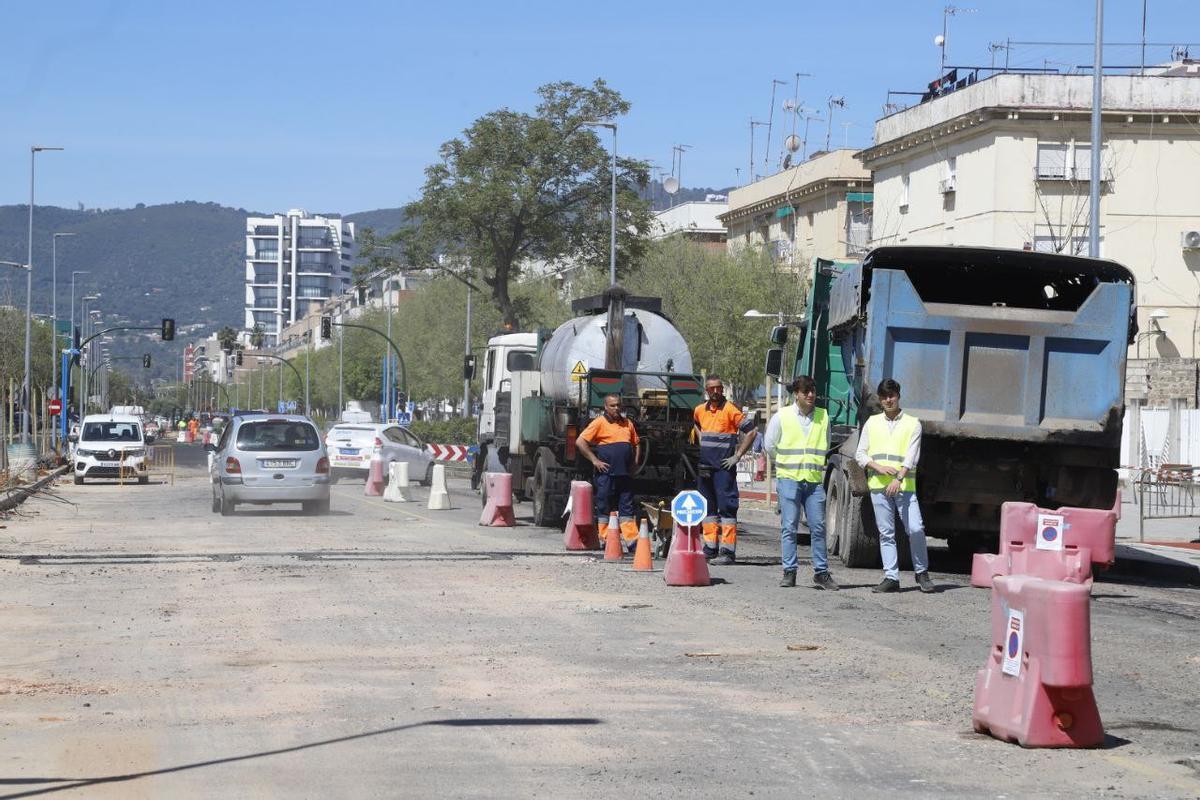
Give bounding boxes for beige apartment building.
[719,149,872,268]
[858,69,1200,360]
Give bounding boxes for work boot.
[872,577,900,593]
[915,572,937,593]
[779,570,797,588]
[813,571,840,591]
[710,552,735,566]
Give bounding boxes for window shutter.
[1036,144,1068,178]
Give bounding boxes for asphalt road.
[0,442,1198,798]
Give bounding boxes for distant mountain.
[640,180,734,212]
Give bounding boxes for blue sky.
[2,0,1198,214]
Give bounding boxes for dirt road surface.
[1,444,1198,798]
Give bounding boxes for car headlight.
[76,449,96,457]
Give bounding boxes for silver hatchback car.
[208,414,331,515]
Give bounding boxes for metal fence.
[1134,464,1200,541]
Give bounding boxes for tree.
[400,79,653,329]
[216,326,239,354]
[249,324,265,349]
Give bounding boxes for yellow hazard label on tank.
[570,361,587,381]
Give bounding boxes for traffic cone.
[603,512,623,561]
[632,519,654,571]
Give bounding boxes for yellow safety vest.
[864,412,918,493]
[776,406,828,483]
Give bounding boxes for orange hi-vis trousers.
[701,519,737,556]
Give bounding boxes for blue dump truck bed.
[797,246,1136,561]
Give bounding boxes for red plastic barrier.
[563,481,600,551]
[364,455,385,497]
[973,574,1104,748]
[479,472,516,527]
[663,523,711,587]
[970,497,1118,588]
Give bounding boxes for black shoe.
[710,553,735,566]
[872,577,900,593]
[813,571,840,591]
[915,572,937,593]
[779,570,797,588]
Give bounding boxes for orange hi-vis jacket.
[580,414,640,477]
[694,399,749,468]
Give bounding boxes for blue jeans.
[778,478,827,574]
[869,491,929,580]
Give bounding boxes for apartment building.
[719,149,872,269]
[858,68,1200,359]
[652,198,728,250]
[244,209,356,347]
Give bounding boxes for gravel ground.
[0,444,1198,798]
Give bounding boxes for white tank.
[539,310,693,403]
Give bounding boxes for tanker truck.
[769,245,1136,566]
[475,286,705,527]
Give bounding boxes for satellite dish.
[782,154,793,169]
[782,99,796,112]
[663,176,680,195]
[934,34,946,47]
[784,134,802,153]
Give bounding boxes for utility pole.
[1089,0,1104,258]
[462,279,472,418]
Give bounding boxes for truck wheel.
[531,456,557,528]
[480,472,489,508]
[829,469,880,568]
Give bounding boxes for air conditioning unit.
[1183,230,1200,249]
[938,177,957,194]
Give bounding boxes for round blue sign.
[1007,631,1020,658]
[1041,526,1059,542]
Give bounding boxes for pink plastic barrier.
[563,481,600,551]
[973,574,1104,748]
[479,472,516,527]
[364,455,385,497]
[663,523,711,587]
[970,497,1119,588]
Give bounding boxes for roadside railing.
[1134,464,1200,541]
[148,444,175,486]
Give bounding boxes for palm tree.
[249,324,265,349]
[217,325,239,354]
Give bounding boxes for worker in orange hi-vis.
[694,375,756,565]
[576,394,642,553]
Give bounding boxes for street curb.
[1107,544,1200,587]
[0,465,70,513]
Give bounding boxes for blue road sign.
[286,400,298,412]
[671,490,708,527]
[276,401,287,414]
[396,412,412,425]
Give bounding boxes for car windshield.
[82,422,142,442]
[236,421,320,452]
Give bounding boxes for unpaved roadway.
[1,444,1199,798]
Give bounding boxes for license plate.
[99,461,119,468]
[339,448,359,455]
[261,459,297,469]
[334,455,359,462]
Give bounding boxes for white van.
[71,413,151,485]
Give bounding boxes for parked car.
[324,422,434,485]
[207,414,330,516]
[71,413,151,485]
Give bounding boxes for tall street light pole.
[583,121,618,286]
[51,232,76,444]
[26,146,64,444]
[70,271,90,354]
[1088,0,1104,258]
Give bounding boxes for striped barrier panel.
[426,444,472,462]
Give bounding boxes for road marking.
[335,484,438,523]
[1104,754,1200,792]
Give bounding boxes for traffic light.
[463,354,476,380]
[73,325,80,350]
[142,354,152,369]
[396,392,408,408]
[320,316,332,340]
[161,318,175,341]
[235,348,244,366]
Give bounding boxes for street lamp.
[583,120,618,286]
[51,232,76,443]
[70,271,90,351]
[26,145,64,444]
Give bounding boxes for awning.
[846,192,873,202]
[775,206,796,219]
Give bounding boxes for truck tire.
[530,454,559,528]
[828,469,880,569]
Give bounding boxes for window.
[235,421,320,452]
[900,174,910,209]
[252,265,277,284]
[298,251,330,269]
[82,421,141,442]
[253,225,279,236]
[297,231,331,247]
[1073,145,1093,181]
[253,244,278,260]
[253,290,278,307]
[1036,143,1069,179]
[485,351,495,390]
[297,276,328,299]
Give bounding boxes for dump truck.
[771,245,1136,566]
[475,286,705,527]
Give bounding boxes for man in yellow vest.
[855,378,935,593]
[766,375,838,590]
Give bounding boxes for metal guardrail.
[149,444,175,486]
[1134,464,1200,541]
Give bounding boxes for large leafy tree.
[400,79,653,328]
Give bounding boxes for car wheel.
[219,489,236,517]
[317,497,331,515]
[73,474,84,485]
[329,470,339,485]
[422,462,434,487]
[211,487,221,513]
[138,475,148,485]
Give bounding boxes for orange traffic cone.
[632,518,654,571]
[603,512,623,561]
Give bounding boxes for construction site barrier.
[971,498,1117,588]
[364,455,385,497]
[383,461,413,502]
[663,523,711,587]
[479,472,515,527]
[148,444,175,486]
[563,481,600,551]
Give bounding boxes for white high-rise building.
[244,209,356,346]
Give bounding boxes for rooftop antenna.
[940,5,978,73]
[988,41,1010,70]
[665,144,690,206]
[764,78,788,177]
[801,113,823,160]
[841,121,855,149]
[825,96,846,152]
[749,119,768,182]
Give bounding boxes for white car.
[71,413,151,485]
[325,423,434,485]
